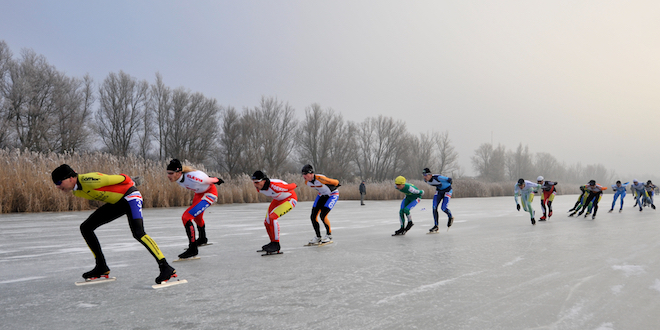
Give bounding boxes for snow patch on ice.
[376,271,483,304]
[594,322,615,330]
[77,303,98,308]
[612,265,645,277]
[649,279,660,292]
[503,256,523,267]
[0,276,46,284]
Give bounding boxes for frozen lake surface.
[1,195,660,330]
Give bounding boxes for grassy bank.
[0,149,581,213]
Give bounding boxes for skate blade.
[152,279,188,289]
[261,251,283,256]
[427,231,440,234]
[304,241,333,247]
[198,243,213,247]
[173,256,201,262]
[75,276,116,286]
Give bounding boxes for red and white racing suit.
[256,179,297,242]
[176,171,218,243]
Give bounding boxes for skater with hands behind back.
[51,164,176,284]
[166,159,224,260]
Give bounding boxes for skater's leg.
[80,202,126,268]
[123,192,166,261]
[319,207,332,236]
[310,207,322,238]
[432,195,440,227]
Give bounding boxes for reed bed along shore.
[0,149,581,214]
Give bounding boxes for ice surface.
[1,195,660,329]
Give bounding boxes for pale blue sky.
[2,1,660,177]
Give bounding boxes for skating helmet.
[517,178,525,186]
[395,176,406,185]
[537,176,544,182]
[422,168,432,175]
[588,180,596,185]
[633,179,638,183]
[301,164,314,174]
[648,180,653,184]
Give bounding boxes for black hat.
[251,170,267,181]
[302,164,314,174]
[422,168,431,175]
[517,178,525,186]
[167,159,182,172]
[51,164,76,184]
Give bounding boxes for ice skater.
[393,176,424,235]
[301,164,339,245]
[252,170,298,254]
[422,168,453,232]
[514,178,541,225]
[645,180,657,209]
[631,179,649,211]
[577,180,607,219]
[51,164,176,284]
[166,159,224,259]
[536,176,558,221]
[609,180,629,213]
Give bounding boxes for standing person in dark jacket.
[359,181,366,205]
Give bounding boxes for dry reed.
[0,149,583,214]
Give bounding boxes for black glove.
[516,204,521,211]
[447,177,453,184]
[213,177,224,185]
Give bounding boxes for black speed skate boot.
[155,260,177,284]
[392,228,405,236]
[429,225,439,233]
[531,218,536,225]
[447,217,454,228]
[404,221,414,233]
[82,264,110,280]
[263,241,281,255]
[196,225,208,246]
[178,243,198,259]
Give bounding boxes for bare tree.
[472,143,506,182]
[240,96,297,174]
[354,115,408,181]
[52,73,95,152]
[506,143,534,180]
[583,164,612,183]
[296,104,355,179]
[534,152,563,180]
[95,71,149,156]
[216,105,244,174]
[151,73,171,160]
[435,130,459,176]
[0,41,13,148]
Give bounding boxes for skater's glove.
[212,177,224,185]
[516,204,521,211]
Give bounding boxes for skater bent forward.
[51,164,176,284]
[252,170,298,253]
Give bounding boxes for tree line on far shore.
[1,40,616,186]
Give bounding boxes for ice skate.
[264,241,280,253]
[531,218,536,225]
[196,237,209,246]
[429,225,439,233]
[155,261,177,284]
[447,217,454,228]
[608,209,613,213]
[583,212,590,218]
[306,236,322,246]
[592,215,596,220]
[652,204,656,210]
[539,215,546,221]
[321,235,333,244]
[568,212,576,217]
[548,211,553,217]
[177,244,198,259]
[404,221,414,233]
[619,209,622,213]
[82,265,110,280]
[392,228,405,236]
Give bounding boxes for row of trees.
[1,40,613,184]
[0,41,461,182]
[472,143,613,184]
